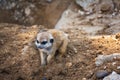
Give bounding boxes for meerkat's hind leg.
[59,36,68,56]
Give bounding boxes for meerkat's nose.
[37,45,44,49]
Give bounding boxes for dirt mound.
[0,24,44,80]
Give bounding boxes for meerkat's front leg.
[47,51,56,63]
[40,51,47,66]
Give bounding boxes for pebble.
[42,77,47,80]
[103,71,120,80]
[46,0,52,3]
[82,78,87,80]
[96,70,110,79]
[78,10,85,15]
[25,7,31,16]
[117,66,120,70]
[112,62,116,66]
[66,62,72,67]
[73,47,77,53]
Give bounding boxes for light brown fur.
[35,29,68,66]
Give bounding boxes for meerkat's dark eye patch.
[50,39,54,43]
[36,40,39,43]
[41,41,48,45]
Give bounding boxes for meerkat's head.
[35,31,54,50]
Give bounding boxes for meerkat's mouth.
[46,45,52,50]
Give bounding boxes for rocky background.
[0,0,120,80]
[0,0,72,28]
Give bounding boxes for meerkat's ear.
[39,29,48,33]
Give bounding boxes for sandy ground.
[0,23,120,80]
[0,1,120,80]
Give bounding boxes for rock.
[117,66,120,70]
[75,0,114,13]
[46,0,52,3]
[95,53,120,66]
[82,78,87,80]
[42,77,47,80]
[55,9,79,29]
[25,7,31,16]
[113,0,120,11]
[96,70,110,79]
[97,0,114,13]
[66,62,72,67]
[73,47,77,53]
[105,26,120,34]
[103,71,120,80]
[112,62,116,66]
[75,0,99,12]
[115,33,120,40]
[21,45,30,55]
[0,0,72,28]
[78,10,85,15]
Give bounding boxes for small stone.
[82,78,87,80]
[104,66,107,69]
[112,62,116,66]
[42,77,47,80]
[117,66,120,70]
[0,40,4,44]
[31,25,37,28]
[66,62,72,67]
[103,71,120,80]
[21,45,29,55]
[96,70,110,79]
[46,0,52,3]
[25,7,31,16]
[73,47,77,53]
[78,10,85,15]
[115,33,120,40]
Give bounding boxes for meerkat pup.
[35,29,68,66]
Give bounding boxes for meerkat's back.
[48,29,68,46]
[48,29,67,40]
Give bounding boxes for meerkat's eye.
[36,40,39,43]
[41,41,48,45]
[50,39,54,43]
